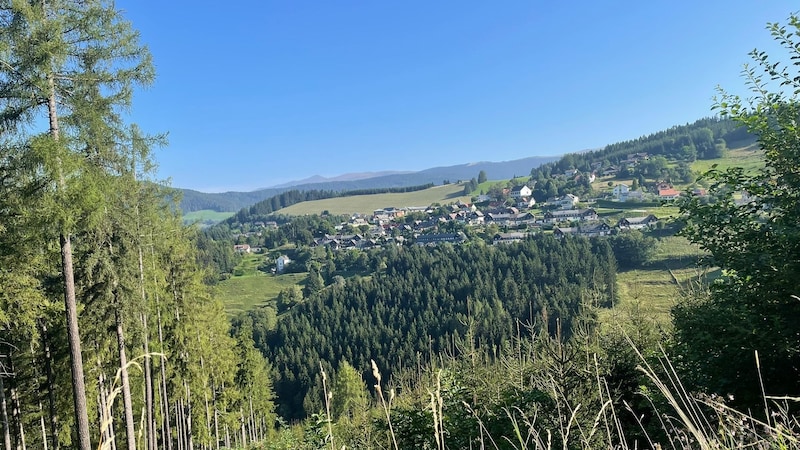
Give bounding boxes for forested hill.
[519,116,755,202]
[534,116,753,177]
[241,236,617,419]
[178,155,559,213]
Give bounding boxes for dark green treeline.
[252,236,616,419]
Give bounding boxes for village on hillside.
[229,152,721,267]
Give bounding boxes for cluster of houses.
[597,152,650,177]
[270,192,660,251]
[234,182,669,263]
[611,182,686,202]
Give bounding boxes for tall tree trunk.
[212,395,219,450]
[97,376,107,448]
[38,402,47,450]
[140,311,154,450]
[9,369,24,450]
[59,235,90,450]
[158,311,172,450]
[114,307,136,450]
[49,72,91,450]
[150,245,173,450]
[184,383,193,450]
[40,324,58,450]
[175,401,182,450]
[240,409,246,448]
[138,302,155,448]
[248,397,255,443]
[1,376,11,450]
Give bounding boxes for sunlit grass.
[215,254,308,315]
[278,183,473,216]
[608,236,710,323]
[692,145,764,174]
[182,209,235,226]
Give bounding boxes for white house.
[276,255,291,273]
[510,185,532,199]
[612,184,629,199]
[517,197,536,209]
[552,194,579,209]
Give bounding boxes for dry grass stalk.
[371,359,398,450]
[97,353,165,450]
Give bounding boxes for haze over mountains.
[178,155,562,213]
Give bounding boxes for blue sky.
[118,1,797,192]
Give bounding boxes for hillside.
[276,183,471,216]
[178,155,559,213]
[199,114,766,422]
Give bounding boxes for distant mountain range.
[177,155,561,213]
[264,171,413,189]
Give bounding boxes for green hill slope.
[275,183,472,216]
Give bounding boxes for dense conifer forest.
[254,237,616,419]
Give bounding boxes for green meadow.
[214,252,308,316]
[183,209,235,226]
[277,183,473,216]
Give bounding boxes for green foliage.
[330,360,367,420]
[674,13,800,411]
[463,177,478,195]
[257,236,616,419]
[276,285,303,313]
[0,2,277,448]
[607,230,657,270]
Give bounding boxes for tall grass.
[309,342,800,450]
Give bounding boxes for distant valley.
[177,155,561,214]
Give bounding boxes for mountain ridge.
[177,155,561,213]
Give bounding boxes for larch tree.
[0,1,153,448]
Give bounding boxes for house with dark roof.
[618,215,658,230]
[493,232,530,244]
[415,232,467,246]
[553,222,611,237]
[543,208,598,223]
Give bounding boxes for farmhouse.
[510,185,532,199]
[657,188,680,200]
[276,255,291,273]
[618,215,658,230]
[543,208,598,223]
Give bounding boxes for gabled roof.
[620,215,657,225]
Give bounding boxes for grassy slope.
[609,146,763,322]
[183,209,235,225]
[213,252,307,316]
[276,183,472,216]
[692,144,763,174]
[611,236,711,322]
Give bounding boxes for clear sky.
[117,1,798,192]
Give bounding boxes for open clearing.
[214,253,308,316]
[608,236,711,323]
[276,183,472,216]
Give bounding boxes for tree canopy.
[674,13,800,410]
